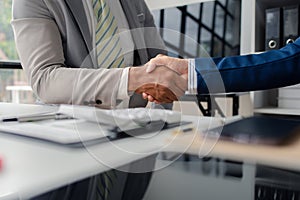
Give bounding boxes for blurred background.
[0,0,241,104]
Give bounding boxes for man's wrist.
[128,66,145,92]
[118,67,131,99]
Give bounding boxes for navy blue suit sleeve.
[195,38,300,94]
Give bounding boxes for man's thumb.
[146,63,156,73]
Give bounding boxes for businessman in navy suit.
[141,37,300,102]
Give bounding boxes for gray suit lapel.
[119,0,149,65]
[65,0,93,54]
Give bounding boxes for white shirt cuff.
[117,67,131,100]
[186,59,197,94]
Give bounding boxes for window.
[0,0,35,103]
[152,0,241,58]
[0,0,17,61]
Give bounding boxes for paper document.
[0,119,112,145]
[0,105,188,147]
[58,105,183,129]
[0,103,59,121]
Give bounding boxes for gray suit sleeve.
[11,0,124,108]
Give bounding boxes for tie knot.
[92,0,107,20]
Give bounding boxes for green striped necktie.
[96,169,117,200]
[92,0,125,68]
[92,2,122,199]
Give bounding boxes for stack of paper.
[58,105,183,129]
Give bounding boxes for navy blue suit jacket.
[195,37,300,94]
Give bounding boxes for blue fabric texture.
[195,37,300,94]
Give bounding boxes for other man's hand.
[128,65,187,103]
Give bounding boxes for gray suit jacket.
[12,0,166,108]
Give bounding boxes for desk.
[144,115,300,200]
[166,118,300,172]
[1,103,300,199]
[0,103,200,199]
[0,120,177,199]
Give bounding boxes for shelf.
[254,107,300,116]
[251,0,300,115]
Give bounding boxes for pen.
[172,127,194,135]
[1,113,72,122]
[182,127,194,132]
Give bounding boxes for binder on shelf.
[283,5,300,46]
[265,7,282,50]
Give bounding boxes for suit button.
[96,99,102,105]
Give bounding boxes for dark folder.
[283,5,300,46]
[207,116,300,145]
[265,8,282,50]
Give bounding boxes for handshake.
[128,55,189,104]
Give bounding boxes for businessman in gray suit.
[12,0,186,109]
[11,0,187,199]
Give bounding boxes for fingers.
[136,83,177,103]
[142,92,148,100]
[146,55,188,77]
[142,93,162,104]
[148,57,168,69]
[142,92,155,102]
[146,55,169,73]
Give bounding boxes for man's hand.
[146,54,189,78]
[135,83,177,103]
[143,55,189,103]
[128,65,187,103]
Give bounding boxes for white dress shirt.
[187,59,198,94]
[83,0,135,106]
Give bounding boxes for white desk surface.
[1,103,300,199]
[0,128,165,199]
[0,103,204,199]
